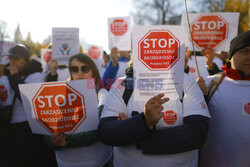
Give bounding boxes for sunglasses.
[69,65,91,74]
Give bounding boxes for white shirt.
[11,72,45,123]
[200,76,250,167]
[101,74,210,167]
[56,142,112,167]
[55,88,112,167]
[116,61,130,79]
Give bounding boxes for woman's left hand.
[51,132,68,147]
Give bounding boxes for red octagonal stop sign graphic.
[88,46,101,59]
[138,30,180,71]
[191,14,229,50]
[163,110,177,125]
[110,19,128,36]
[32,82,86,134]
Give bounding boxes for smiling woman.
[44,53,112,167]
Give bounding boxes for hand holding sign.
[48,58,58,76]
[52,132,68,147]
[201,47,216,68]
[144,93,169,128]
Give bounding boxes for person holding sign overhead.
[102,47,130,89]
[45,53,112,167]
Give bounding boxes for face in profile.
[8,56,28,72]
[231,46,250,76]
[69,58,93,80]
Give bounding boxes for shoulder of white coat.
[183,73,196,87]
[110,76,126,90]
[25,72,45,84]
[183,73,203,96]
[101,77,127,118]
[183,74,211,118]
[0,75,8,81]
[98,88,109,106]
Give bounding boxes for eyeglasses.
[69,65,91,74]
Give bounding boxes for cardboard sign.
[19,80,99,135]
[41,49,52,72]
[108,16,131,51]
[0,41,17,64]
[181,12,239,51]
[133,26,185,101]
[52,28,80,65]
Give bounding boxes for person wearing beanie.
[0,44,57,167]
[199,30,250,167]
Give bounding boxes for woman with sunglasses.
[45,53,112,167]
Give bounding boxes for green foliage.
[224,0,248,32]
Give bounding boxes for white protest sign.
[188,56,223,80]
[87,45,105,77]
[108,16,131,51]
[87,45,103,60]
[133,26,185,101]
[181,12,239,51]
[0,41,17,64]
[19,80,99,135]
[52,28,80,65]
[41,49,52,72]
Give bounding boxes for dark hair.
[69,53,102,91]
[103,51,110,60]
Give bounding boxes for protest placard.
[0,41,17,64]
[133,26,185,102]
[19,80,99,135]
[87,45,105,77]
[108,16,131,51]
[87,45,103,60]
[52,28,80,65]
[181,12,239,51]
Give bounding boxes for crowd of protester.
[0,27,249,167]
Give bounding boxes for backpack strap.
[206,72,225,103]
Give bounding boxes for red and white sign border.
[32,82,86,134]
[191,13,229,50]
[138,29,180,71]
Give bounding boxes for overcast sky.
[0,0,195,52]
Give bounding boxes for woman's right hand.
[51,132,68,147]
[48,58,58,76]
[144,93,169,128]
